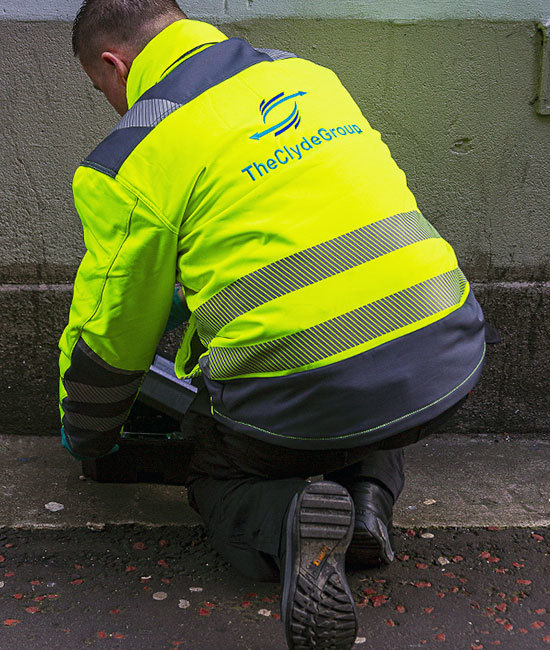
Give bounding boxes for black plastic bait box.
[81,356,199,484]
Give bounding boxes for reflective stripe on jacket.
[59,19,485,455]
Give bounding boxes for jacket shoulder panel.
[81,38,280,178]
[82,127,152,180]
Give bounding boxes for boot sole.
[282,481,358,650]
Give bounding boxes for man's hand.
[61,427,120,461]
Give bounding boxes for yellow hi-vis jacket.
[59,20,485,457]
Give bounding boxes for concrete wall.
[1,2,549,436]
[2,0,549,21]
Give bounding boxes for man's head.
[73,0,186,115]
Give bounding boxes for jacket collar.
[126,20,228,109]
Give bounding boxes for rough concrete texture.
[0,285,183,436]
[1,434,548,530]
[2,0,550,21]
[0,20,549,435]
[1,20,549,283]
[460,282,550,435]
[0,285,72,435]
[399,435,550,528]
[0,22,116,284]
[0,435,199,530]
[2,283,548,437]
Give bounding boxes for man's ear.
[101,51,130,86]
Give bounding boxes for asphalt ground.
[0,524,548,649]
[1,433,548,649]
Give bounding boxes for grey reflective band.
[113,99,183,131]
[147,46,293,117]
[200,290,486,449]
[195,210,440,343]
[62,338,146,457]
[207,268,468,379]
[64,410,129,433]
[255,48,297,60]
[63,377,143,404]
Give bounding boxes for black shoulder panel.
[83,127,152,179]
[82,38,272,178]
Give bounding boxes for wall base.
[1,283,548,437]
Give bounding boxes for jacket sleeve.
[59,166,180,458]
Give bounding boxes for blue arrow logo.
[250,91,307,140]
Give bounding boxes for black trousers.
[185,398,465,582]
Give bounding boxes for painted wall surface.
[0,15,549,435]
[1,0,549,22]
[1,20,548,283]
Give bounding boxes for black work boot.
[346,480,395,567]
[280,481,358,650]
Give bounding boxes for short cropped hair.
[73,0,186,63]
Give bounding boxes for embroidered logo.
[249,91,307,141]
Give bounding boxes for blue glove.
[164,287,191,333]
[61,427,119,462]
